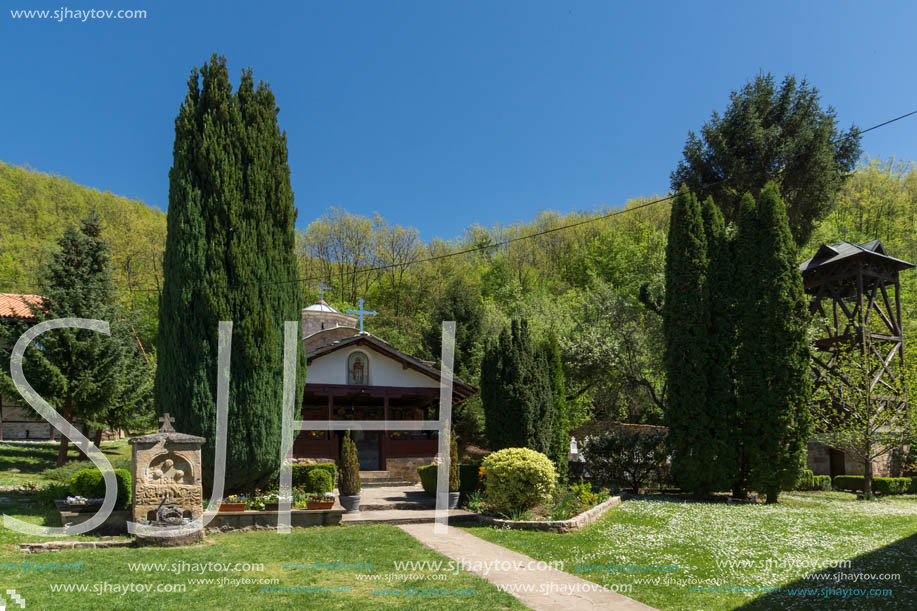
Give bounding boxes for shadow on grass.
[740,533,917,610]
[0,442,61,475]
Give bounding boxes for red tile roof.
[0,293,46,319]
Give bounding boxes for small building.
[294,300,476,482]
[0,293,61,440]
[0,293,121,442]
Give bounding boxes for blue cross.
[346,298,377,333]
[313,280,332,301]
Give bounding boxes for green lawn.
[0,440,523,609]
[0,439,132,488]
[462,492,917,610]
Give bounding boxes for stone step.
[359,501,435,511]
[359,480,416,487]
[360,471,395,479]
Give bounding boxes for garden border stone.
[475,492,625,533]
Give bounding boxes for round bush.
[69,468,132,509]
[482,448,557,514]
[305,468,333,494]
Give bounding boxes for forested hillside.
[2,158,915,444]
[0,162,166,343]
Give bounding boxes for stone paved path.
[398,522,656,611]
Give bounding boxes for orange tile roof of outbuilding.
[0,293,46,319]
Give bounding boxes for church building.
[294,299,476,482]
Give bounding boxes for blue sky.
[2,1,916,240]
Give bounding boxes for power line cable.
[3,108,915,298]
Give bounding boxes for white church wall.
[307,346,439,388]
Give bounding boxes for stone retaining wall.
[204,509,343,533]
[55,504,343,536]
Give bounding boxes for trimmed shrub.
[449,435,461,493]
[834,475,913,495]
[813,475,832,491]
[43,455,131,483]
[582,429,668,493]
[290,464,337,490]
[481,448,556,514]
[793,469,816,491]
[304,469,333,494]
[417,464,482,499]
[339,432,361,496]
[69,468,131,509]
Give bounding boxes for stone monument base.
[135,529,204,547]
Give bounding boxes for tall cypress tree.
[543,332,569,481]
[735,184,812,503]
[731,193,759,498]
[481,319,553,454]
[663,187,714,494]
[700,197,738,492]
[155,55,306,492]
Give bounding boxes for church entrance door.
[351,430,381,471]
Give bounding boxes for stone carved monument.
[129,413,206,546]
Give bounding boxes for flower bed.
[475,493,625,533]
[466,481,614,522]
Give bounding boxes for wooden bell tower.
[799,239,914,399]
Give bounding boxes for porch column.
[381,394,389,470]
[329,395,339,463]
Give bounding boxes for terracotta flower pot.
[218,502,247,512]
[306,501,334,510]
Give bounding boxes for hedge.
[833,475,915,495]
[789,469,833,492]
[304,469,334,494]
[290,464,337,489]
[69,468,132,509]
[813,475,832,491]
[418,464,481,499]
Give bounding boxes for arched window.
[347,351,369,385]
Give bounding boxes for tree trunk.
[56,397,72,466]
[78,424,91,460]
[864,444,874,501]
[766,487,779,504]
[732,446,748,499]
[93,428,103,448]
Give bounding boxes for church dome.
[301,300,357,345]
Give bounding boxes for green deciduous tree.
[672,73,861,246]
[734,184,813,503]
[154,54,306,492]
[813,352,915,500]
[663,187,715,494]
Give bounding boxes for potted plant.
[448,434,461,509]
[263,493,293,512]
[65,496,102,512]
[218,494,247,512]
[338,431,361,513]
[305,492,335,510]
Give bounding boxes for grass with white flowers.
[462,491,917,610]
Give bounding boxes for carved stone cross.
[159,412,176,432]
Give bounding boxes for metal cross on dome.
[346,298,377,333]
[313,280,332,301]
